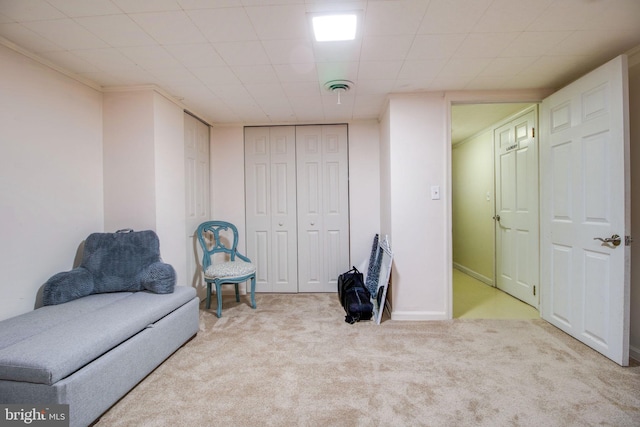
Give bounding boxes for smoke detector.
[324,79,353,104]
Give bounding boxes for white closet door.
[245,126,298,292]
[184,113,210,298]
[296,125,350,292]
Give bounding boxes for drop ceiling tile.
[282,81,321,97]
[120,45,182,70]
[316,61,359,84]
[362,0,428,36]
[406,34,466,60]
[0,0,65,22]
[273,63,318,83]
[130,11,206,45]
[75,15,157,47]
[100,66,159,85]
[499,31,572,58]
[397,59,447,80]
[548,30,640,58]
[418,0,492,34]
[313,40,362,63]
[38,50,100,73]
[72,48,139,71]
[245,83,287,99]
[163,43,226,68]
[472,0,553,33]
[213,41,270,66]
[232,64,279,84]
[178,0,243,9]
[111,0,183,13]
[527,0,606,32]
[357,61,402,80]
[245,4,308,40]
[190,66,241,87]
[22,19,109,50]
[453,33,516,58]
[353,94,386,118]
[187,8,257,43]
[262,39,315,65]
[480,56,537,77]
[46,0,121,17]
[0,23,62,52]
[354,79,397,96]
[360,35,413,61]
[148,67,201,86]
[438,57,492,77]
[428,73,475,90]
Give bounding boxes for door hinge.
[533,285,536,296]
[626,236,634,246]
[531,127,535,138]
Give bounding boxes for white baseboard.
[391,310,448,321]
[452,263,494,286]
[630,344,640,363]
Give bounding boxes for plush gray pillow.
[42,230,176,305]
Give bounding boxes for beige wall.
[452,129,495,284]
[103,89,188,284]
[0,44,104,320]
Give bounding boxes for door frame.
[445,90,553,318]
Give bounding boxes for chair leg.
[234,284,240,302]
[206,282,212,310]
[250,275,256,309]
[216,283,223,318]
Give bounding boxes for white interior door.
[540,55,630,366]
[184,113,210,298]
[296,125,350,292]
[245,126,298,293]
[494,108,539,308]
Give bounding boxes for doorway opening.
[451,102,539,319]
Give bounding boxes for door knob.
[594,234,621,247]
[278,222,283,226]
[493,215,500,221]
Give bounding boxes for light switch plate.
[431,185,440,200]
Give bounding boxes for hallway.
[453,269,539,319]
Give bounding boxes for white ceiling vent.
[324,80,353,105]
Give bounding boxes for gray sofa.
[0,230,199,427]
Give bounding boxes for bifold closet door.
[296,125,350,292]
[245,126,298,292]
[184,113,210,297]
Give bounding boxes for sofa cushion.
[0,286,196,385]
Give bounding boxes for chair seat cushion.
[205,261,256,279]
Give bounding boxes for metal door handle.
[594,234,621,247]
[493,215,500,221]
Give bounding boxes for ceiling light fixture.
[312,14,357,42]
[324,80,353,105]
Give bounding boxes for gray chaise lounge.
[0,230,199,427]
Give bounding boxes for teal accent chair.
[196,221,257,318]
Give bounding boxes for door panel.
[245,126,298,293]
[184,113,210,298]
[495,108,539,308]
[296,125,350,292]
[540,55,630,366]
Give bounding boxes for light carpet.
[95,294,640,427]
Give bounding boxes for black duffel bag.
[337,267,373,324]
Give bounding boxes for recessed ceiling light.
[312,14,357,42]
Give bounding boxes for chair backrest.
[196,221,249,270]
